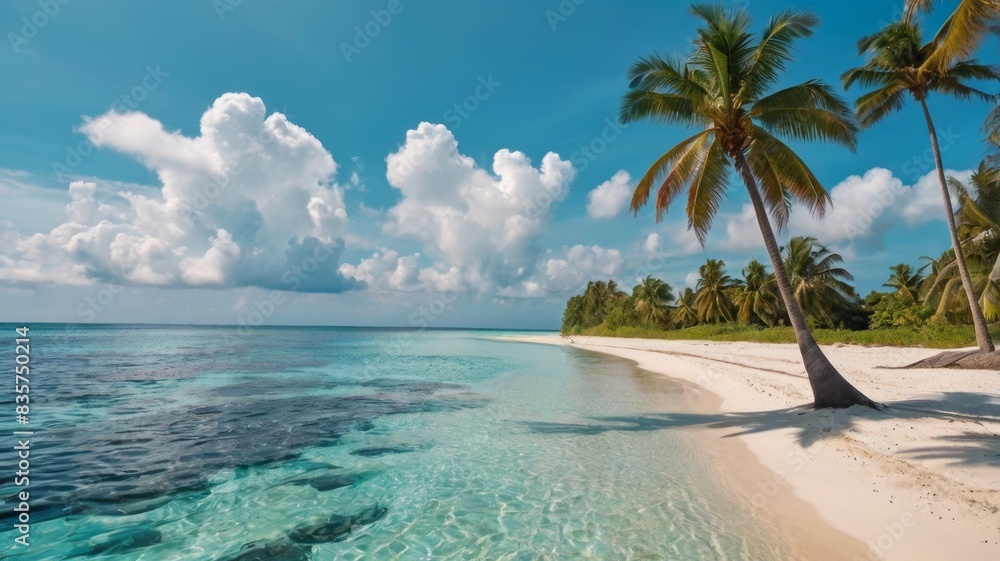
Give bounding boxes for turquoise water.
[0,325,792,559]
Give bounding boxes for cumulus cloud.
[720,167,968,251]
[644,233,661,254]
[587,170,634,219]
[0,93,358,292]
[375,122,577,295]
[339,248,422,293]
[497,244,625,298]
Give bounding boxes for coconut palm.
[735,259,779,326]
[621,5,878,408]
[782,237,857,327]
[694,259,737,323]
[843,19,999,352]
[672,288,700,328]
[904,0,1000,71]
[885,263,926,304]
[632,276,674,325]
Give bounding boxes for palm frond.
[685,138,731,243]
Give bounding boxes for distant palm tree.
[904,0,999,71]
[736,259,779,326]
[843,19,999,352]
[885,263,926,303]
[695,259,737,323]
[632,276,674,325]
[783,237,856,328]
[622,5,878,408]
[672,288,699,328]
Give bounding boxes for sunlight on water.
[0,325,792,560]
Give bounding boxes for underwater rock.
[288,504,388,545]
[224,540,312,561]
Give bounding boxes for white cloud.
[644,232,660,254]
[0,93,358,292]
[542,244,624,293]
[339,248,423,293]
[720,167,970,251]
[587,170,633,219]
[377,122,576,295]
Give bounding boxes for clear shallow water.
[0,325,792,560]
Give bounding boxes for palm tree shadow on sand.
[522,392,1000,467]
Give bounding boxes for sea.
[0,324,794,560]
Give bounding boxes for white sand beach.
[510,335,1000,561]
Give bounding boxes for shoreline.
[504,335,1000,560]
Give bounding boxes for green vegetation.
[575,322,1000,349]
[561,239,1000,349]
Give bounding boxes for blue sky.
[0,0,997,329]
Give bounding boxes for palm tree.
[885,263,926,303]
[621,5,878,408]
[736,259,779,326]
[632,276,674,325]
[782,237,857,327]
[672,288,700,328]
[694,259,737,323]
[843,19,999,353]
[581,280,626,326]
[904,0,999,71]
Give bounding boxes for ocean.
[0,324,793,559]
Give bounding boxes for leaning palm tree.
[632,276,674,325]
[694,259,737,323]
[904,0,999,71]
[672,288,700,328]
[735,259,780,326]
[843,19,999,353]
[885,263,926,304]
[622,5,879,408]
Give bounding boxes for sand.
[507,335,1000,561]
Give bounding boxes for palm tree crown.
[694,259,737,323]
[736,258,779,326]
[783,236,856,326]
[904,0,1000,71]
[621,4,859,242]
[842,20,997,125]
[885,263,926,303]
[672,288,700,328]
[632,276,674,325]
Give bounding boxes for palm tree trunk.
[920,98,995,353]
[734,153,881,409]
